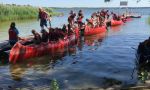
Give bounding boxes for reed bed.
[0,4,59,21]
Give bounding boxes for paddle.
[0,40,10,49]
[0,40,11,51]
[49,20,51,28]
[18,36,34,45]
[0,41,11,59]
[48,15,52,29]
[0,35,34,53]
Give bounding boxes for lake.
[0,8,150,89]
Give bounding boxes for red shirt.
[39,11,48,20]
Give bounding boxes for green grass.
[50,79,60,90]
[0,4,60,21]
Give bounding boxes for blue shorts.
[40,19,47,27]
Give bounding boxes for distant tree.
[104,0,110,2]
[137,0,141,3]
[104,0,142,3]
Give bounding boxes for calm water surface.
[0,8,150,89]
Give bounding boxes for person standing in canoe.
[48,14,52,28]
[8,22,20,46]
[38,7,49,30]
[77,10,84,28]
[68,10,76,28]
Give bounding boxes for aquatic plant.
[50,79,60,90]
[0,4,60,21]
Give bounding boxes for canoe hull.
[111,20,123,26]
[84,26,106,36]
[9,32,78,63]
[130,15,141,18]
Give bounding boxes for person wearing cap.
[68,10,76,28]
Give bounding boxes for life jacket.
[77,17,83,23]
[9,28,18,41]
[39,11,48,20]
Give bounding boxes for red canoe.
[111,20,123,26]
[9,29,79,63]
[84,26,106,36]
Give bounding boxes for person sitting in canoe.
[95,12,100,27]
[77,10,84,29]
[80,23,85,36]
[41,29,49,42]
[49,28,65,41]
[105,10,110,19]
[55,28,66,40]
[100,10,105,19]
[49,28,55,41]
[112,13,118,20]
[86,18,94,28]
[100,12,105,25]
[68,10,76,28]
[38,7,49,30]
[112,13,121,21]
[31,29,41,44]
[9,22,21,46]
[62,24,67,33]
[121,14,127,22]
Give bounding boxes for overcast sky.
[0,0,150,7]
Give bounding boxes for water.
[0,8,150,89]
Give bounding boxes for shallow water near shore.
[0,8,150,89]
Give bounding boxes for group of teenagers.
[8,8,128,46]
[67,9,128,31]
[9,7,64,46]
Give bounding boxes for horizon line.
[0,3,150,8]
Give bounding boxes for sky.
[0,0,150,7]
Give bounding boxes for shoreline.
[51,7,150,9]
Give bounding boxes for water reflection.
[84,33,106,46]
[10,64,27,81]
[110,26,122,32]
[9,44,77,81]
[9,33,106,83]
[77,33,107,51]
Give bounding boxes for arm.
[14,28,19,35]
[14,28,22,40]
[38,12,41,21]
